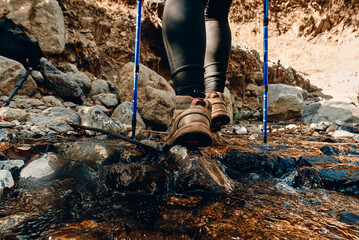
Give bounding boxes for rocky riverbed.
[1,120,359,239]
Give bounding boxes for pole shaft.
[2,69,32,107]
[132,0,142,139]
[263,0,269,144]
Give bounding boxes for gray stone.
[39,58,84,104]
[63,64,92,93]
[297,155,341,167]
[115,62,175,127]
[90,79,110,96]
[92,93,118,108]
[6,96,45,109]
[234,126,248,135]
[19,129,38,138]
[27,107,80,133]
[308,101,359,125]
[0,107,29,122]
[112,101,146,130]
[20,153,58,180]
[332,130,355,138]
[30,126,49,136]
[30,70,45,83]
[0,170,14,194]
[339,212,359,225]
[265,84,304,121]
[247,126,262,134]
[78,106,123,135]
[223,87,233,123]
[0,56,37,96]
[0,121,16,128]
[0,129,10,142]
[0,0,66,54]
[42,96,65,107]
[0,160,25,172]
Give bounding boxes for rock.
[39,58,84,104]
[0,129,10,142]
[223,87,234,123]
[78,106,123,135]
[116,62,175,128]
[42,96,65,107]
[0,170,14,194]
[92,93,118,108]
[0,0,66,54]
[90,79,110,96]
[247,126,262,134]
[339,212,359,225]
[319,165,359,191]
[306,101,359,125]
[302,102,322,124]
[297,155,341,167]
[30,70,45,83]
[94,162,166,195]
[112,102,146,130]
[0,107,29,122]
[63,64,92,93]
[354,135,359,142]
[0,56,37,96]
[30,126,49,136]
[5,95,45,109]
[55,141,122,166]
[0,160,25,172]
[0,121,16,128]
[265,84,304,121]
[234,126,248,135]
[320,146,339,156]
[222,149,295,180]
[27,107,80,133]
[19,153,60,181]
[332,130,355,138]
[163,146,235,194]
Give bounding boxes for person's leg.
[204,0,232,93]
[162,0,212,148]
[203,0,233,131]
[162,0,208,98]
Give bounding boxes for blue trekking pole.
[263,0,269,144]
[132,0,143,139]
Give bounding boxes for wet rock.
[0,56,37,96]
[92,93,118,108]
[339,212,359,225]
[292,167,323,189]
[297,155,341,167]
[0,107,29,122]
[27,107,80,133]
[90,79,110,96]
[163,146,235,194]
[116,62,175,128]
[338,125,355,133]
[318,165,359,192]
[0,160,25,172]
[0,121,16,128]
[265,84,304,121]
[0,129,10,142]
[234,126,248,135]
[94,162,166,195]
[112,102,146,130]
[0,170,14,194]
[55,140,122,166]
[307,101,359,125]
[0,0,66,54]
[40,58,84,103]
[78,106,123,135]
[19,153,61,181]
[332,130,355,138]
[42,96,65,107]
[222,149,295,180]
[320,145,339,156]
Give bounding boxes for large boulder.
[0,56,37,96]
[265,84,304,121]
[0,0,66,54]
[116,63,175,128]
[304,101,359,125]
[39,58,84,104]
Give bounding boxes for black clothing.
[162,0,232,97]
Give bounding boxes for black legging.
[162,0,232,98]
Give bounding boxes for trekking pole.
[2,68,32,107]
[132,0,143,139]
[262,0,269,144]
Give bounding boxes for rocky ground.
[1,0,359,239]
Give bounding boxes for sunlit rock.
[0,170,14,194]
